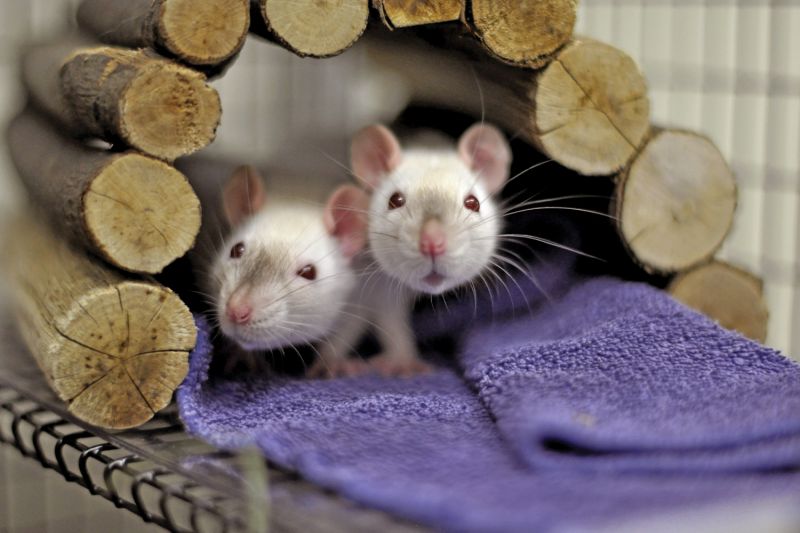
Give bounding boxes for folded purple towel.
[178,273,800,531]
[460,277,800,473]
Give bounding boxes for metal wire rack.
[0,397,244,532]
[0,316,422,532]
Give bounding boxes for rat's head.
[211,166,368,350]
[351,123,511,294]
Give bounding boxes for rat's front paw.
[306,357,370,379]
[369,354,433,378]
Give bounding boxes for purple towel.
[177,274,800,531]
[460,277,800,474]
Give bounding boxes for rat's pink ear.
[324,184,370,259]
[350,124,402,188]
[458,123,512,194]
[223,165,267,227]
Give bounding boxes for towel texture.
[460,277,800,474]
[178,271,800,532]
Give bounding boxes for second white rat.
[202,165,369,372]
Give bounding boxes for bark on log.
[465,0,577,68]
[367,35,650,175]
[21,41,221,161]
[615,129,737,274]
[3,213,196,429]
[250,0,369,57]
[374,0,463,29]
[7,108,202,275]
[668,261,768,343]
[76,0,249,68]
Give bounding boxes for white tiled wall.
[205,37,407,165]
[576,0,800,356]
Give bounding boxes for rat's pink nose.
[226,301,253,325]
[419,219,447,258]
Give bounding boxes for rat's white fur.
[310,124,510,377]
[211,201,356,351]
[368,149,501,294]
[315,136,507,377]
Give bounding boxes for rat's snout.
[419,218,447,258]
[225,292,253,325]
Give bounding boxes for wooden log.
[21,40,221,161]
[615,129,737,274]
[250,0,369,58]
[76,0,250,68]
[465,0,577,68]
[668,261,768,343]
[374,0,463,29]
[7,108,202,275]
[367,35,650,175]
[4,213,196,429]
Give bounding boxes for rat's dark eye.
[464,194,480,212]
[388,191,406,210]
[230,242,245,259]
[297,264,317,281]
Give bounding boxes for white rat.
[206,165,369,367]
[313,122,512,377]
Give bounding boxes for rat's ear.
[458,123,512,194]
[324,184,370,259]
[350,124,402,189]
[223,165,267,227]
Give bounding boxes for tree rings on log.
[533,39,650,175]
[23,42,221,161]
[63,47,221,160]
[77,0,250,67]
[5,214,196,429]
[616,129,737,274]
[254,0,369,57]
[83,154,202,275]
[155,0,250,65]
[466,0,577,68]
[367,35,650,175]
[7,108,201,275]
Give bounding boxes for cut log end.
[57,47,222,160]
[469,0,577,68]
[365,34,648,176]
[7,215,197,429]
[377,0,463,28]
[76,0,249,67]
[668,262,768,343]
[534,39,651,175]
[84,154,201,274]
[7,108,201,275]
[121,62,221,160]
[159,0,250,65]
[260,0,369,57]
[52,282,196,429]
[617,129,737,274]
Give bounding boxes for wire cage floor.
[0,314,423,533]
